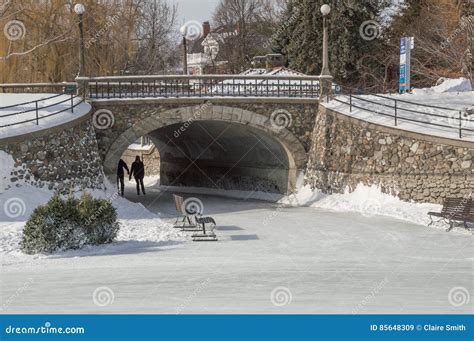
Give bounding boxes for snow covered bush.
[78,193,120,245]
[21,193,119,254]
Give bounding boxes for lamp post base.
[319,77,333,103]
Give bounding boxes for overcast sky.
[170,0,221,25]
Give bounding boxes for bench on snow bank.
[428,197,474,232]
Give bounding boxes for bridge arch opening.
[103,106,306,195]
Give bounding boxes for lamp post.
[320,4,332,99]
[74,3,86,77]
[180,25,188,75]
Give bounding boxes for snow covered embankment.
[278,175,471,234]
[0,151,185,258]
[326,78,474,141]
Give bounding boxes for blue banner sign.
[1,315,472,340]
[400,37,408,92]
[399,37,413,93]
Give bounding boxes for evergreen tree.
[274,0,389,87]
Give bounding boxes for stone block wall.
[0,119,104,193]
[305,106,474,204]
[121,146,160,176]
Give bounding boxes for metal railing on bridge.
[0,84,83,128]
[0,82,77,94]
[1,78,471,140]
[76,75,327,99]
[331,87,474,139]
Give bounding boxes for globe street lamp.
[180,25,188,75]
[320,4,332,99]
[74,3,86,77]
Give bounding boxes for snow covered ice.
[0,80,472,315]
[1,170,472,314]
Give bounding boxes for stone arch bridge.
[93,98,317,194]
[1,75,472,204]
[82,75,322,194]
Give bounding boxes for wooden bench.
[428,197,473,232]
[173,194,196,229]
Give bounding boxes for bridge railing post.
[394,99,398,126]
[35,101,39,125]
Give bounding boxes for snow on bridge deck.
[0,94,91,140]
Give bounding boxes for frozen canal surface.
[1,186,473,314]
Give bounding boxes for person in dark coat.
[117,159,130,197]
[130,155,146,195]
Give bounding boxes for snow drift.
[413,77,473,94]
[0,151,185,258]
[280,183,443,228]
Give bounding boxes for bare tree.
[212,0,280,72]
[133,0,178,74]
[0,0,178,82]
[385,0,471,88]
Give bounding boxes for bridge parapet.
[76,75,332,100]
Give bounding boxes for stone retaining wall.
[0,119,104,193]
[122,146,160,176]
[305,105,474,204]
